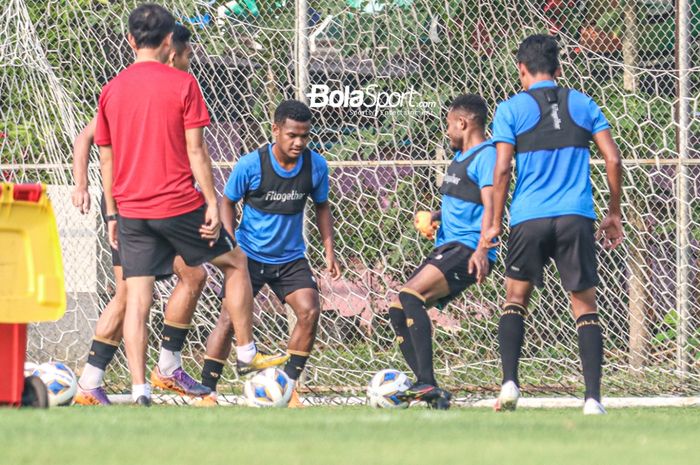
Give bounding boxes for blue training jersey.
[492,80,610,226]
[436,140,497,262]
[224,144,329,264]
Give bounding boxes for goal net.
[2,0,699,399]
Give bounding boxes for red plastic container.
[0,323,27,406]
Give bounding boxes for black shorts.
[408,241,490,307]
[117,204,236,279]
[220,257,318,302]
[99,194,120,267]
[505,215,599,292]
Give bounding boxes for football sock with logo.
[498,303,527,386]
[576,313,603,401]
[201,357,225,392]
[80,338,119,389]
[284,351,310,381]
[388,302,419,376]
[158,321,190,376]
[399,289,436,386]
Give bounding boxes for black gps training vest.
[244,144,313,215]
[515,87,592,154]
[438,143,493,206]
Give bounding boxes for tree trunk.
[622,0,639,92]
[627,202,651,369]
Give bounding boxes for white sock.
[236,342,257,363]
[78,363,105,390]
[132,383,151,401]
[158,348,182,376]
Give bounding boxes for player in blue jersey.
[197,100,341,407]
[481,35,623,415]
[389,94,497,410]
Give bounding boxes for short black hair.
[172,24,192,55]
[516,34,560,76]
[128,4,175,49]
[274,100,312,125]
[449,94,487,128]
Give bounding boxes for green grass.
[2,406,698,465]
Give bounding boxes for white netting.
[2,0,699,397]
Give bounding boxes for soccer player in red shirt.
[95,5,285,406]
[71,25,209,406]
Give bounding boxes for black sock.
[162,321,190,352]
[201,358,225,391]
[399,289,435,386]
[388,304,420,376]
[498,304,527,386]
[577,313,603,401]
[284,353,309,381]
[87,338,119,370]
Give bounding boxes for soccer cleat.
[287,389,304,409]
[74,385,112,406]
[134,395,151,407]
[494,380,520,412]
[150,366,212,397]
[398,383,445,405]
[399,383,439,401]
[236,351,290,376]
[426,388,452,410]
[583,398,607,415]
[192,392,219,407]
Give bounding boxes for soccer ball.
[23,361,40,378]
[367,369,411,409]
[32,362,78,407]
[244,368,293,408]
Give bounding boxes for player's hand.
[326,253,342,280]
[71,187,91,214]
[200,204,221,247]
[107,219,118,250]
[468,248,489,284]
[479,225,502,249]
[414,210,438,241]
[596,213,624,250]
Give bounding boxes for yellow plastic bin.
[0,183,66,407]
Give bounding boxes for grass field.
[2,406,698,465]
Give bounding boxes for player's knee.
[179,265,207,293]
[505,290,529,308]
[127,294,153,316]
[296,305,321,331]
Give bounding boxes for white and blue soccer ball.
[27,362,77,407]
[244,368,293,408]
[23,361,40,378]
[367,369,411,409]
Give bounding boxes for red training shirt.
[94,61,210,219]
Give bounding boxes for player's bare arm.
[71,116,97,214]
[185,127,220,245]
[593,129,623,250]
[98,144,118,249]
[469,185,494,284]
[480,141,514,248]
[219,195,239,240]
[315,201,341,280]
